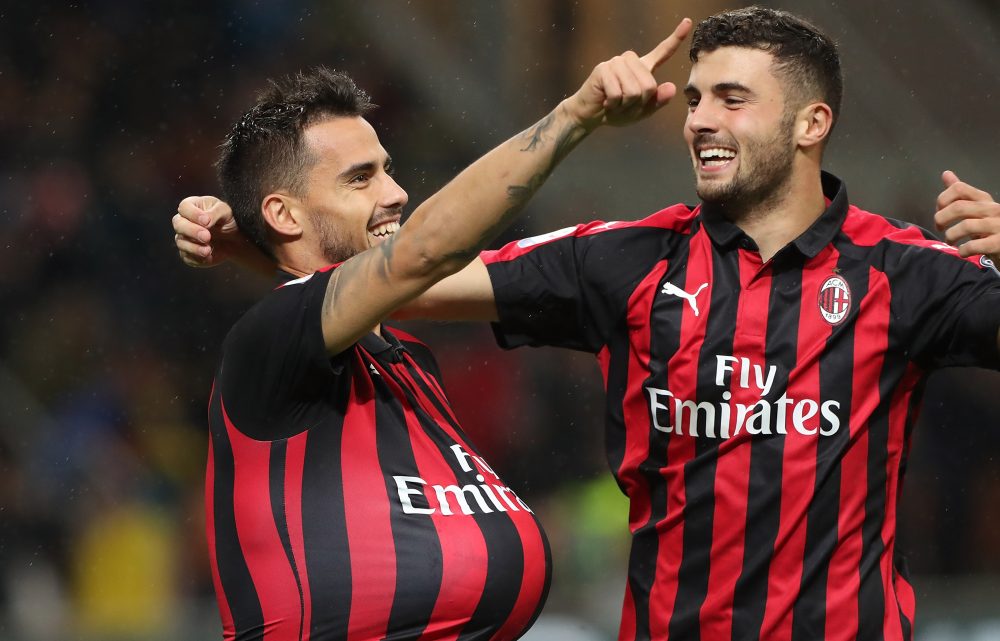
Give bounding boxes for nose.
[686,100,720,136]
[381,172,408,210]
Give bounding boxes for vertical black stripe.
[625,241,691,641]
[604,328,636,489]
[300,385,352,641]
[370,370,443,641]
[857,362,910,640]
[209,394,266,640]
[601,283,645,640]
[270,440,305,641]
[792,254,866,640]
[668,246,740,640]
[731,261,802,640]
[396,358,538,641]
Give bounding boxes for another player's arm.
[392,258,498,322]
[173,197,499,321]
[173,196,275,275]
[935,170,1000,356]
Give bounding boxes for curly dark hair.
[216,67,376,258]
[690,6,842,127]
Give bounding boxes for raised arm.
[935,170,1000,357]
[175,20,693,349]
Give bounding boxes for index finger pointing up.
[640,18,693,72]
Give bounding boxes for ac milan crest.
[818,276,851,325]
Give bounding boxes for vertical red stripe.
[489,519,547,641]
[824,267,890,639]
[206,435,237,641]
[617,584,637,641]
[341,361,397,641]
[759,247,839,639]
[222,401,301,641]
[650,228,714,638]
[283,431,311,641]
[879,363,922,641]
[618,260,668,515]
[392,357,547,641]
[894,572,916,634]
[375,362,487,641]
[699,252,769,638]
[616,260,666,638]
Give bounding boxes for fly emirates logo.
[645,356,842,439]
[393,445,532,517]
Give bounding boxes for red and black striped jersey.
[482,172,1000,641]
[206,267,551,641]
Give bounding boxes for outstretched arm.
[935,170,1000,357]
[174,19,693,349]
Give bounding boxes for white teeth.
[369,221,400,237]
[699,148,736,160]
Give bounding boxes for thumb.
[206,199,238,231]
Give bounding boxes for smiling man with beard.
[176,7,1000,641]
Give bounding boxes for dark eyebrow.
[713,82,753,94]
[338,156,394,180]
[338,161,377,181]
[685,82,753,98]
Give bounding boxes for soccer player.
[175,8,1000,641]
[174,21,693,641]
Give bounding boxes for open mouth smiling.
[698,146,737,170]
[367,216,401,246]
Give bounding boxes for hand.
[173,196,268,271]
[935,170,1000,267]
[563,18,692,130]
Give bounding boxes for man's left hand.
[935,170,1000,267]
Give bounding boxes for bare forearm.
[321,20,692,353]
[392,101,590,281]
[391,259,498,322]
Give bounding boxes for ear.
[795,102,834,150]
[261,193,305,240]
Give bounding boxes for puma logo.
[660,281,709,317]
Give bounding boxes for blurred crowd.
[1,2,998,640]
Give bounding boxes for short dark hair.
[217,66,375,258]
[690,6,842,126]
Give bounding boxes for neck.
[275,241,331,278]
[730,165,825,262]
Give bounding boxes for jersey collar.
[699,171,849,259]
[360,327,408,364]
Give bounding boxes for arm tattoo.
[507,118,587,215]
[520,111,556,152]
[469,121,585,249]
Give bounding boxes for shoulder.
[225,268,335,348]
[838,204,985,270]
[482,203,697,264]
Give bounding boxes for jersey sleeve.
[218,269,344,439]
[892,245,1000,370]
[482,224,610,353]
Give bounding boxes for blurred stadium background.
[1,1,998,639]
